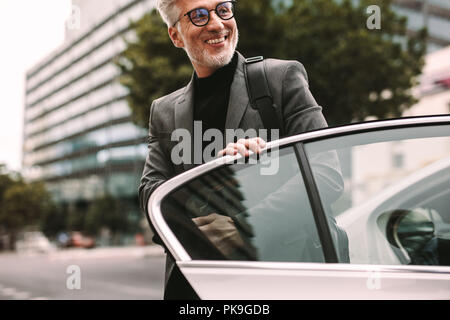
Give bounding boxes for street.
[0,246,165,300]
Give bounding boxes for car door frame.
[147,115,450,299]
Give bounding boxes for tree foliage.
[0,166,137,245]
[117,0,426,128]
[0,166,56,248]
[84,194,130,237]
[279,0,427,125]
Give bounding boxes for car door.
[147,116,450,299]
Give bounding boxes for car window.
[160,146,326,263]
[304,124,450,266]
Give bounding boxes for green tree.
[0,168,55,250]
[40,203,66,238]
[117,0,426,128]
[84,194,130,243]
[278,0,427,125]
[66,199,89,231]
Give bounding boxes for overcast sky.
[0,0,71,171]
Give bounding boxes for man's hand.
[218,137,266,157]
[192,213,244,256]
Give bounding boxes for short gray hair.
[156,0,182,27]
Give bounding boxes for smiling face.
[168,0,239,78]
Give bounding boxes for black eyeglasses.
[173,1,236,27]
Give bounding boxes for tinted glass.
[160,147,325,262]
[216,2,234,18]
[305,124,450,266]
[189,8,209,25]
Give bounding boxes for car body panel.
[178,261,450,299]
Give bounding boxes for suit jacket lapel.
[174,52,249,171]
[225,52,250,130]
[174,76,196,172]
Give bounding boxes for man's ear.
[168,26,184,48]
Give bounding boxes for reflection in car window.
[304,125,450,266]
[160,147,326,262]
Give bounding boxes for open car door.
[147,116,450,299]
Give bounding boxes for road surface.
[0,246,165,300]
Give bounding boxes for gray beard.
[183,31,239,70]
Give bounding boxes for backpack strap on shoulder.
[244,56,284,141]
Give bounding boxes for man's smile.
[204,31,230,47]
[206,36,227,44]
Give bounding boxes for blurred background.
[0,0,449,299]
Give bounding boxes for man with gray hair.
[139,0,341,299]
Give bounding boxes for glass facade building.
[23,0,154,212]
[393,0,450,52]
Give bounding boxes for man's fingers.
[245,139,260,154]
[217,138,267,158]
[255,137,266,148]
[238,138,266,154]
[249,137,266,150]
[235,142,249,157]
[192,214,217,226]
[217,145,237,157]
[192,213,225,226]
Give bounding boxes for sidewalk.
[47,245,165,261]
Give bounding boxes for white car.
[147,116,450,299]
[15,231,56,254]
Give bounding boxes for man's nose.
[206,10,225,31]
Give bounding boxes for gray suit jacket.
[139,52,328,215]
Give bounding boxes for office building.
[22,0,155,224]
[393,0,450,52]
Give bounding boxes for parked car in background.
[15,231,56,254]
[146,116,450,299]
[62,231,96,249]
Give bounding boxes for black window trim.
[295,143,339,263]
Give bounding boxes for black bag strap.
[244,56,284,141]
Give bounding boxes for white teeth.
[206,37,226,44]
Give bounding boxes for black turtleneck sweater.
[193,53,238,160]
